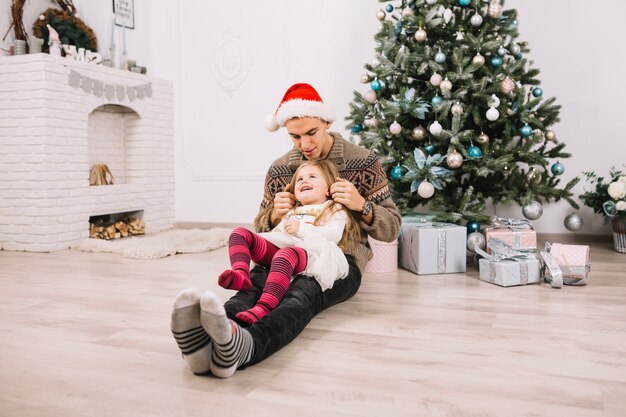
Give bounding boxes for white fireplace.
[0,54,175,252]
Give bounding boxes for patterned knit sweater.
[254,132,402,273]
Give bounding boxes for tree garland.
[33,8,98,53]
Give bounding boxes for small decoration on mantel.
[89,164,115,186]
[68,69,153,102]
[33,8,97,54]
[61,44,102,64]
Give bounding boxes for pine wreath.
[32,8,98,53]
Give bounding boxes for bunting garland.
[67,69,152,101]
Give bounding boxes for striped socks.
[170,288,212,375]
[200,291,254,379]
[235,247,307,325]
[218,227,279,291]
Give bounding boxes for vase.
[13,39,27,55]
[612,218,626,253]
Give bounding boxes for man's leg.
[246,256,361,365]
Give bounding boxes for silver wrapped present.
[399,221,466,275]
[476,238,541,287]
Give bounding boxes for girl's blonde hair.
[287,160,362,253]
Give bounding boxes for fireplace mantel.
[0,54,174,251]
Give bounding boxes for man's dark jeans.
[223,255,362,365]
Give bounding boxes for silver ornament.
[564,213,584,232]
[376,10,386,21]
[446,151,464,168]
[545,130,557,141]
[470,13,483,27]
[477,132,489,145]
[412,126,427,141]
[510,44,521,55]
[498,47,507,56]
[360,74,370,83]
[522,201,544,220]
[429,121,443,135]
[466,232,486,253]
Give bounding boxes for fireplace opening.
[89,210,145,240]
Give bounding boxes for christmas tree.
[346,0,579,224]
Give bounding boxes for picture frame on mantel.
[113,0,135,29]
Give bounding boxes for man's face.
[285,117,333,161]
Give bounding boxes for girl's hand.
[284,219,300,236]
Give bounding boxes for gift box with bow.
[483,216,537,253]
[476,238,541,287]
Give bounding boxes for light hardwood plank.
[0,234,625,417]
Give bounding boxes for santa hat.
[264,83,335,131]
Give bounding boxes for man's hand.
[284,219,300,236]
[330,177,365,212]
[271,183,296,226]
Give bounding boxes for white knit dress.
[258,201,349,291]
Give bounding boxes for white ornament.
[488,94,500,108]
[440,78,452,93]
[364,90,378,104]
[426,0,437,4]
[430,73,443,86]
[455,30,464,41]
[486,107,500,121]
[389,121,402,135]
[414,28,427,42]
[376,10,386,21]
[472,53,485,66]
[418,181,435,199]
[470,13,483,27]
[429,121,443,135]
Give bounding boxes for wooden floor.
[1,234,625,417]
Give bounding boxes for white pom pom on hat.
[264,83,335,131]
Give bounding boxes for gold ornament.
[446,151,464,169]
[477,132,489,144]
[545,129,557,141]
[376,10,386,21]
[488,0,503,18]
[411,126,427,141]
[499,77,515,95]
[472,53,485,66]
[526,168,541,185]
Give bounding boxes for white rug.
[77,227,232,259]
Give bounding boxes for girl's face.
[294,165,330,206]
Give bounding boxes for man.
[171,83,401,378]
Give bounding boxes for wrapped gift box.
[543,243,591,285]
[364,236,398,273]
[399,222,466,275]
[483,217,537,253]
[479,257,541,287]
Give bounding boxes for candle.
[109,13,115,50]
[122,23,126,54]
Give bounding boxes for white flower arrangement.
[580,167,626,220]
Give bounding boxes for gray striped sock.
[171,288,212,375]
[200,291,254,378]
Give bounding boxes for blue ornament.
[532,87,543,97]
[431,95,443,105]
[394,21,403,36]
[351,123,363,133]
[520,124,533,137]
[490,56,503,68]
[434,52,446,64]
[515,53,523,60]
[458,0,471,6]
[468,145,483,159]
[425,144,437,155]
[370,79,382,91]
[390,165,404,181]
[551,162,565,176]
[466,221,480,233]
[385,4,394,12]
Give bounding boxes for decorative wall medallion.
[210,27,252,96]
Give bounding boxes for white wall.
[2,0,623,234]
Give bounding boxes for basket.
[364,236,398,273]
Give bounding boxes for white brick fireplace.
[0,54,175,252]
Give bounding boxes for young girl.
[218,160,361,325]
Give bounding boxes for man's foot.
[199,291,254,378]
[171,288,212,374]
[218,269,252,291]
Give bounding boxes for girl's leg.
[218,227,279,291]
[236,247,307,325]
